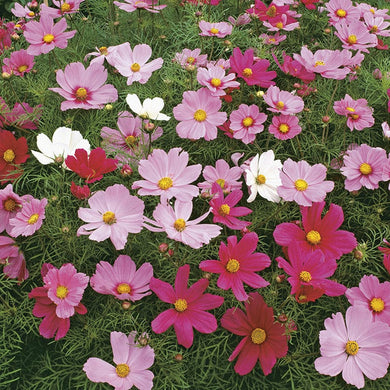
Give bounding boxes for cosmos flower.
[268,114,302,140]
[2,49,35,76]
[114,0,166,13]
[198,21,233,37]
[263,86,304,114]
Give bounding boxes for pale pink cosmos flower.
[2,49,35,77]
[143,200,221,249]
[0,184,24,234]
[363,13,390,37]
[198,21,233,38]
[357,3,390,20]
[278,159,334,207]
[24,14,76,56]
[335,21,378,52]
[40,0,84,17]
[0,235,28,282]
[229,104,267,144]
[114,0,166,13]
[91,255,153,302]
[263,86,304,114]
[110,42,163,86]
[11,3,37,19]
[228,13,251,26]
[84,45,120,66]
[173,88,227,141]
[260,32,287,45]
[268,114,302,140]
[197,64,240,97]
[49,62,118,111]
[132,148,201,203]
[382,122,390,139]
[174,48,207,69]
[325,0,360,26]
[43,263,89,319]
[340,143,387,191]
[77,184,145,250]
[333,94,374,131]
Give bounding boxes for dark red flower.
[70,181,90,199]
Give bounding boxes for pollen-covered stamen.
[266,5,277,17]
[99,46,108,55]
[350,114,359,120]
[345,340,359,355]
[56,285,69,299]
[275,22,283,29]
[43,34,55,43]
[251,328,266,344]
[216,178,225,188]
[314,61,325,67]
[218,204,230,216]
[370,297,385,312]
[102,211,116,225]
[299,270,312,283]
[75,87,88,101]
[276,101,285,110]
[174,218,186,232]
[346,107,355,112]
[61,2,71,12]
[3,149,15,163]
[278,123,290,133]
[306,230,321,245]
[211,78,221,87]
[194,109,207,122]
[125,135,137,147]
[115,363,130,378]
[18,65,28,73]
[295,179,308,191]
[336,9,347,18]
[131,63,141,72]
[174,298,188,312]
[117,283,131,294]
[28,213,39,224]
[359,163,372,175]
[158,177,173,190]
[256,174,266,185]
[347,35,357,44]
[371,25,378,33]
[4,198,17,211]
[186,56,195,64]
[28,11,35,17]
[242,117,254,127]
[210,28,219,34]
[226,258,240,273]
[242,68,253,77]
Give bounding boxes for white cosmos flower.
[31,127,90,169]
[126,94,170,121]
[245,150,282,203]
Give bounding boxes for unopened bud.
[158,243,169,253]
[322,115,330,123]
[324,28,331,34]
[168,249,174,257]
[276,274,285,283]
[122,301,131,310]
[2,72,12,79]
[174,353,183,361]
[105,103,113,110]
[353,249,363,260]
[120,164,133,177]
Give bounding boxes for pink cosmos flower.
[357,3,390,20]
[40,0,84,17]
[174,48,208,69]
[24,14,76,55]
[110,42,163,85]
[8,197,47,238]
[0,98,42,130]
[173,88,227,141]
[340,143,387,191]
[77,184,145,250]
[49,62,118,111]
[268,114,302,140]
[84,331,155,390]
[363,13,390,37]
[314,306,390,389]
[2,49,35,77]
[229,104,267,144]
[198,21,233,38]
[197,64,240,97]
[198,158,242,195]
[150,264,224,348]
[273,201,357,264]
[228,13,251,26]
[209,183,252,230]
[143,200,221,249]
[382,122,390,139]
[276,246,347,302]
[0,184,24,234]
[0,235,28,282]
[263,13,300,32]
[132,148,201,202]
[272,51,315,83]
[260,32,287,46]
[263,86,304,114]
[335,21,378,52]
[325,0,360,26]
[200,233,270,301]
[114,0,166,13]
[277,159,334,206]
[84,45,120,66]
[11,3,37,19]
[43,263,89,319]
[229,47,276,87]
[246,1,289,22]
[221,292,288,375]
[333,94,374,131]
[91,255,153,302]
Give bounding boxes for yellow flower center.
[276,101,285,110]
[347,35,357,44]
[28,213,39,224]
[4,198,17,211]
[359,163,372,175]
[99,46,108,55]
[174,218,186,232]
[218,204,230,216]
[251,328,266,344]
[158,177,173,190]
[256,174,266,185]
[3,149,15,163]
[210,28,219,34]
[75,87,88,100]
[225,259,240,273]
[187,56,195,64]
[306,230,321,245]
[117,283,131,294]
[345,340,359,355]
[295,179,308,191]
[43,34,55,43]
[56,285,69,299]
[216,178,225,188]
[102,211,116,224]
[299,270,312,283]
[278,123,290,133]
[61,2,71,12]
[242,117,254,127]
[350,114,359,120]
[194,109,207,122]
[125,135,137,147]
[275,22,283,29]
[371,25,378,33]
[314,61,325,67]
[242,68,253,77]
[17,65,28,73]
[370,297,385,312]
[266,5,277,17]
[131,63,141,72]
[115,363,130,378]
[174,298,188,312]
[211,78,221,87]
[370,8,375,14]
[346,106,355,112]
[336,9,347,17]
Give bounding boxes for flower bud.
[122,301,131,310]
[158,243,169,253]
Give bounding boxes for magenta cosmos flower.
[0,183,24,234]
[221,292,288,375]
[229,104,267,144]
[132,148,201,202]
[198,21,233,38]
[77,184,145,250]
[24,14,76,55]
[314,306,390,389]
[150,264,224,348]
[277,159,334,206]
[143,200,221,249]
[333,94,374,131]
[335,21,378,52]
[340,143,387,191]
[268,114,302,140]
[83,331,155,390]
[274,202,357,264]
[200,233,270,301]
[49,62,118,110]
[114,0,166,13]
[2,49,35,76]
[91,255,153,302]
[346,275,390,326]
[43,263,89,319]
[263,86,304,114]
[173,88,227,141]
